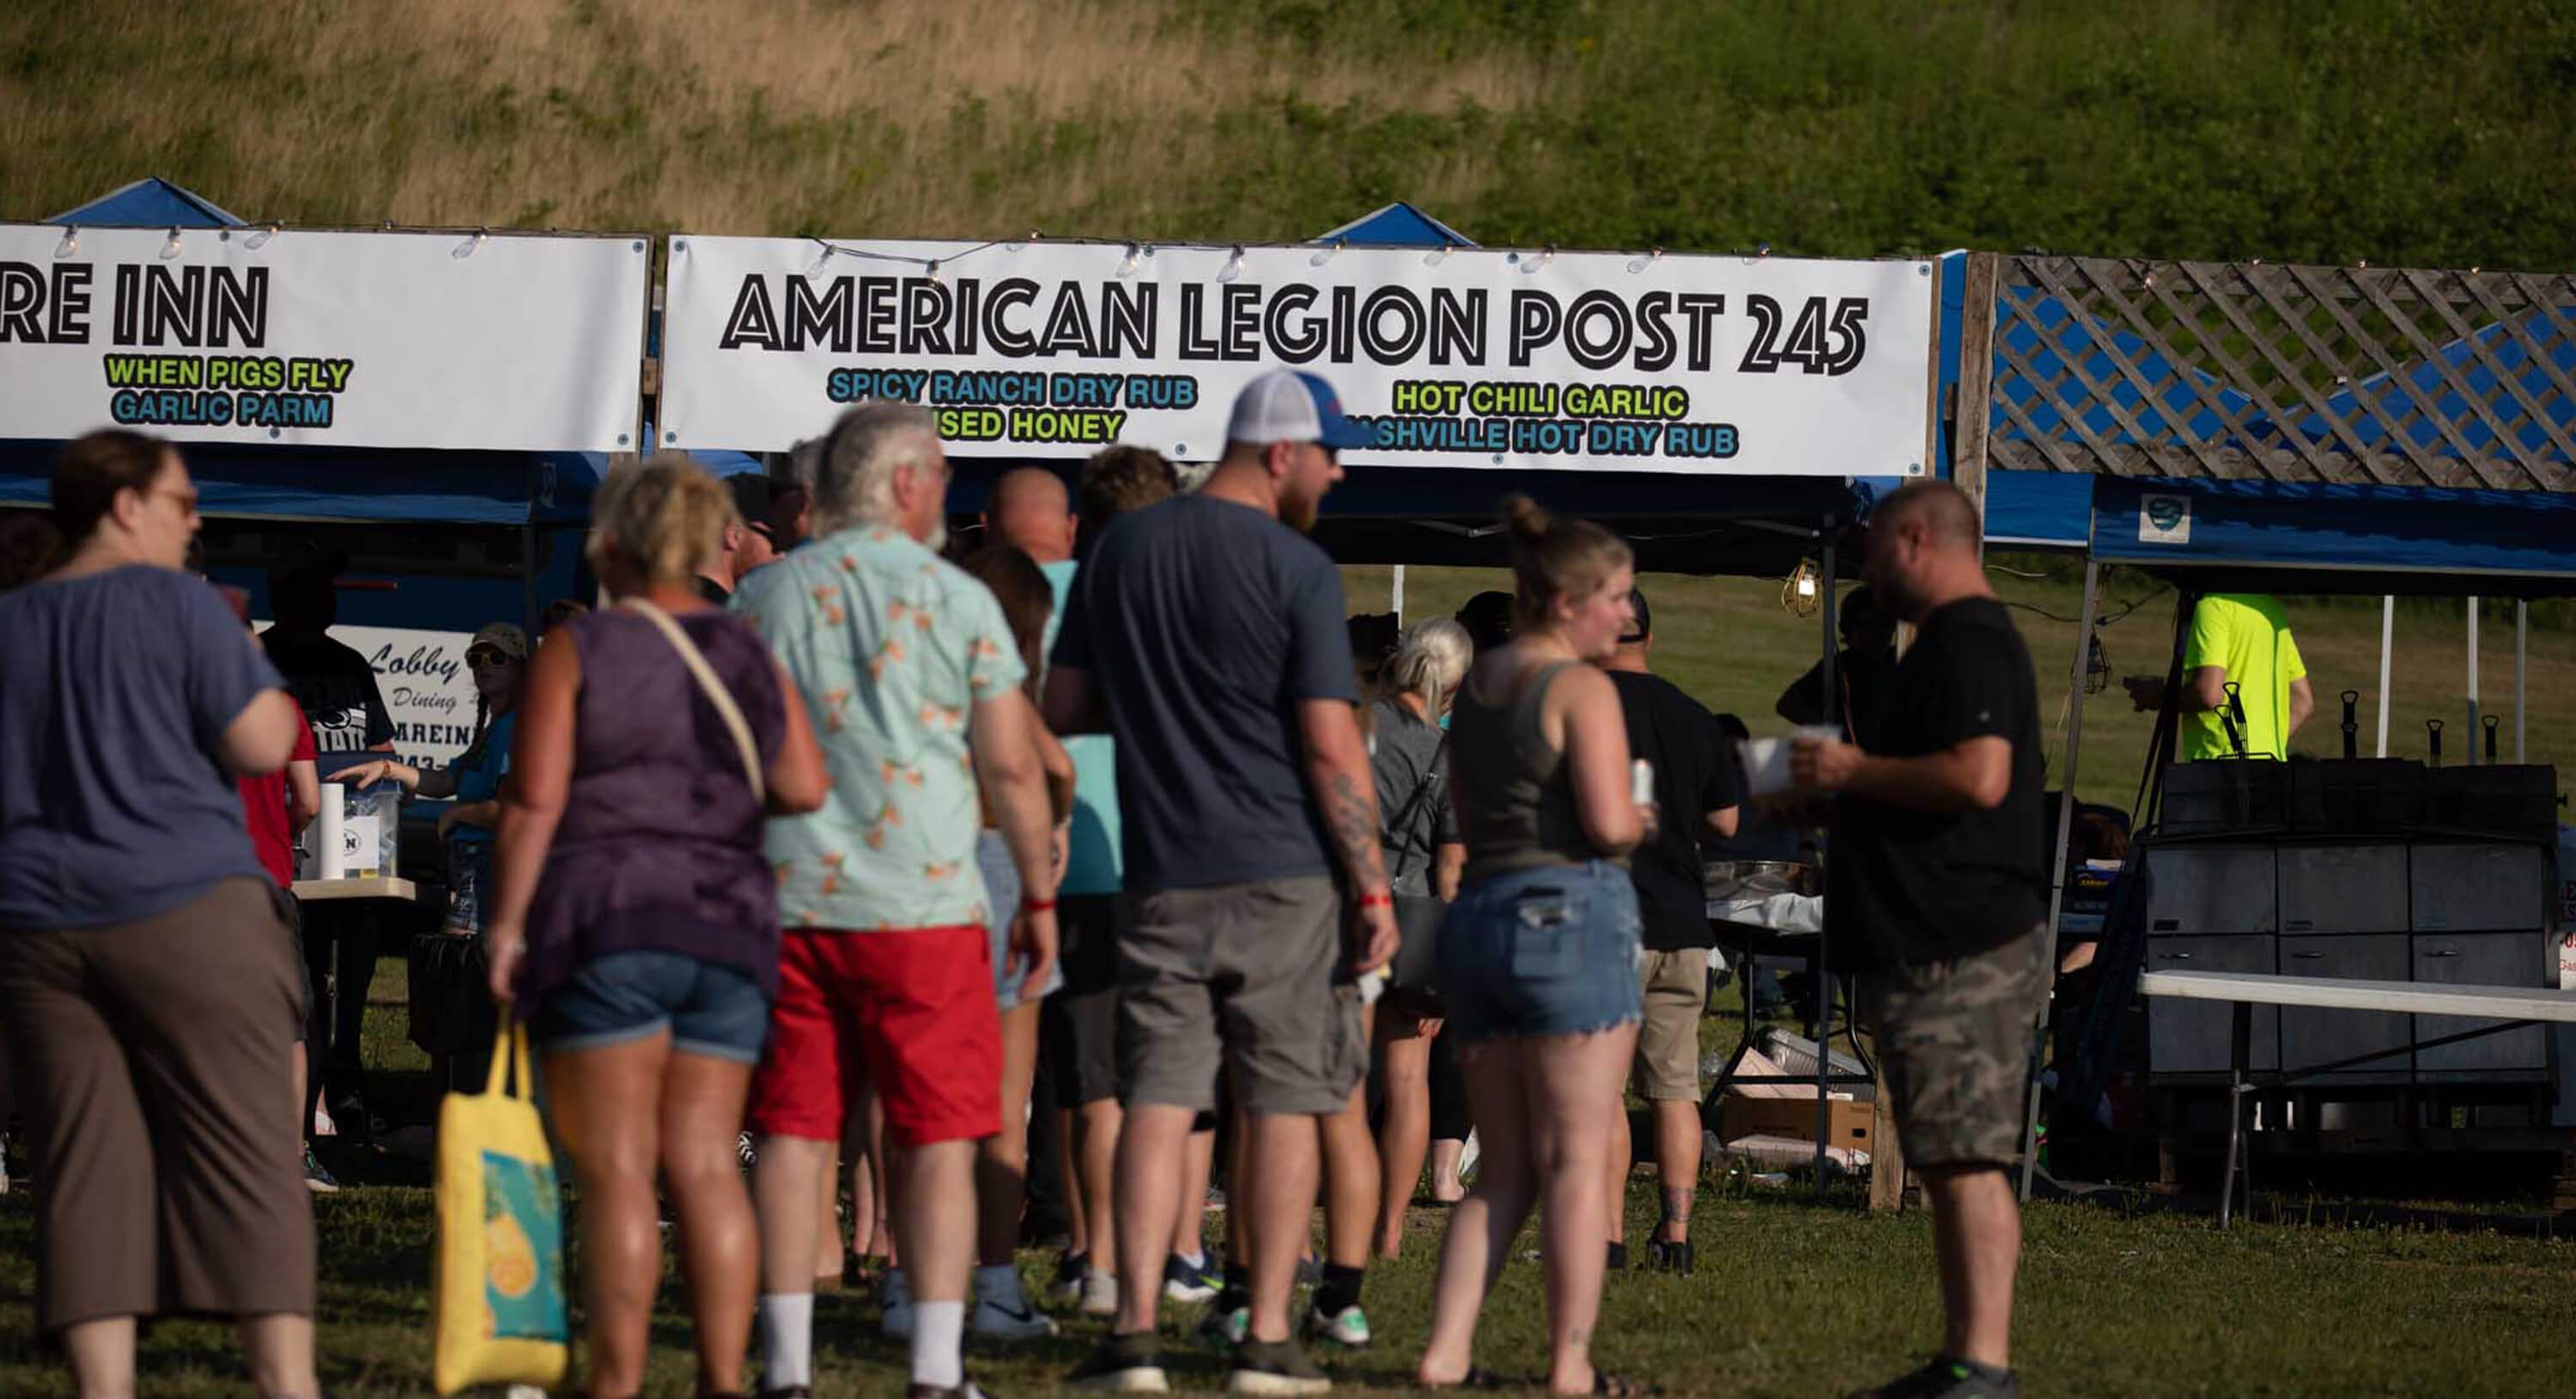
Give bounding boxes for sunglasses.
[465,645,519,668]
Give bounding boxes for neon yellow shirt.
[2180,593,2306,762]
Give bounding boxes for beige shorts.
[1633,947,1709,1102]
[1117,876,1368,1116]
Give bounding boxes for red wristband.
[1357,891,1394,910]
[1022,895,1057,914]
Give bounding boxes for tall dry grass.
[1,0,1545,238]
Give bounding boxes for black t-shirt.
[1611,669,1744,952]
[696,574,732,606]
[1826,596,2044,970]
[1050,494,1358,891]
[259,628,394,755]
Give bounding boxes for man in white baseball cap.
[1046,369,1393,1394]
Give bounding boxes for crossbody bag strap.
[617,599,765,806]
[1388,729,1451,884]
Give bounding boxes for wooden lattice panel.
[1965,253,2576,492]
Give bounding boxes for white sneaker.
[974,1266,1058,1341]
[881,1268,914,1339]
[1080,1268,1120,1317]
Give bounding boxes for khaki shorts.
[1117,876,1366,1116]
[1859,926,2048,1170]
[1633,947,1708,1102]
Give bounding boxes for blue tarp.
[47,178,243,229]
[2087,476,2576,593]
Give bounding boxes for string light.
[1217,246,1245,283]
[1115,243,1144,277]
[1625,246,1664,274]
[52,227,78,259]
[1519,246,1556,274]
[159,228,185,260]
[244,223,280,250]
[1782,559,1822,617]
[1422,246,1449,268]
[808,242,836,277]
[450,228,489,259]
[1309,240,1345,269]
[924,259,944,285]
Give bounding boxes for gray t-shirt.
[1052,494,1358,891]
[1,565,282,928]
[1369,696,1455,897]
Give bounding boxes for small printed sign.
[2139,492,2193,545]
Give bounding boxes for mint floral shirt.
[735,525,1024,933]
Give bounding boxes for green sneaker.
[1197,1304,1249,1349]
[1303,1303,1370,1351]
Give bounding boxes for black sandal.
[1420,1365,1514,1390]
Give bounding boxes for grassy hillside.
[9,0,2576,271]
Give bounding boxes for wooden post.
[1870,1081,1908,1212]
[1953,252,2001,547]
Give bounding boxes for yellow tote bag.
[432,1017,569,1395]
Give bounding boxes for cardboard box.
[1720,1096,1876,1154]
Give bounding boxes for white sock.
[975,1262,1019,1303]
[911,1298,966,1389]
[758,1293,814,1389]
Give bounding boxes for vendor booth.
[2037,475,2575,1210]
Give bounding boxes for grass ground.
[1343,560,2576,813]
[6,967,2576,1396]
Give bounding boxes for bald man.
[983,467,1078,565]
[1791,481,2044,1399]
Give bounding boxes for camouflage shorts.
[1860,925,2048,1170]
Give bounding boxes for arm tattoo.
[1326,771,1389,888]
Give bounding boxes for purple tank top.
[520,607,788,1001]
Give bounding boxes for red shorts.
[748,926,999,1148]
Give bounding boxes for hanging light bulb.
[924,259,945,285]
[1520,246,1555,274]
[244,222,280,251]
[451,228,489,259]
[159,228,185,260]
[1781,558,1822,617]
[1217,246,1245,283]
[52,227,79,259]
[808,242,837,277]
[1422,245,1449,268]
[1625,247,1664,274]
[1115,243,1144,277]
[2084,628,2112,695]
[1309,240,1345,269]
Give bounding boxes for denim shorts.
[979,830,1064,1011]
[1437,861,1644,1045]
[533,950,772,1063]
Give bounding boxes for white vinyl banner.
[0,225,647,451]
[662,237,1934,476]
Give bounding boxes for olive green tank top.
[1449,660,1610,881]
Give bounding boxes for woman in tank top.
[481,456,828,1399]
[1414,495,1652,1398]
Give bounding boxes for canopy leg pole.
[2466,597,2482,766]
[1391,563,1406,627]
[2020,557,2098,1204]
[2375,597,2395,758]
[2516,600,2529,763]
[1812,540,1838,1200]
